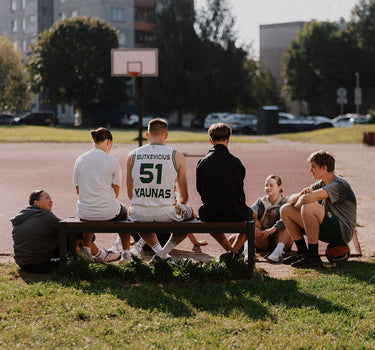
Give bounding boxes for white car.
[332,114,369,127]
[224,113,257,134]
[121,114,154,128]
[203,113,229,129]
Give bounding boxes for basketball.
[325,244,350,262]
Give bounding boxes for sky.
[196,0,360,56]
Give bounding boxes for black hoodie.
[10,206,60,266]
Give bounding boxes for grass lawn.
[1,259,375,349]
[1,124,375,144]
[0,125,264,144]
[276,124,375,143]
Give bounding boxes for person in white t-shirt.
[125,118,195,263]
[73,127,129,263]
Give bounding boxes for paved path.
[1,137,374,278]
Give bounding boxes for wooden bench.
[58,217,255,278]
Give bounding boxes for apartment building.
[259,21,306,114]
[0,0,156,122]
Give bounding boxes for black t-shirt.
[196,144,249,221]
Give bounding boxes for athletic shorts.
[128,203,193,222]
[319,209,346,246]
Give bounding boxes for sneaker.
[291,253,323,268]
[151,254,176,264]
[220,252,234,264]
[77,246,94,262]
[119,251,132,265]
[95,250,120,263]
[282,252,305,265]
[109,236,123,253]
[267,248,284,263]
[130,242,143,257]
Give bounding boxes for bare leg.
[280,203,305,241]
[169,233,189,245]
[275,228,293,250]
[300,203,325,244]
[119,233,131,251]
[138,233,161,250]
[82,233,99,255]
[209,233,233,251]
[188,233,208,246]
[232,233,247,253]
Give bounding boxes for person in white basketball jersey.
[126,118,195,262]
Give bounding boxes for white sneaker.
[109,236,123,253]
[95,249,120,263]
[130,242,143,257]
[243,241,248,262]
[267,248,284,263]
[77,246,94,262]
[119,251,132,265]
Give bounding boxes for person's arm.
[175,151,189,204]
[126,152,134,201]
[294,188,328,210]
[112,184,120,198]
[288,187,313,205]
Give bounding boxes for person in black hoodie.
[11,190,61,273]
[196,122,253,262]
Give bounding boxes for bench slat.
[58,218,255,278]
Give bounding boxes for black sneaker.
[282,252,305,265]
[220,252,234,264]
[291,253,323,268]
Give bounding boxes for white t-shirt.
[73,148,121,220]
[131,144,177,207]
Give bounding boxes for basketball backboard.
[111,48,158,77]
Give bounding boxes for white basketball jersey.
[131,144,177,206]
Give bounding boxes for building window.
[11,19,18,32]
[22,18,26,31]
[110,8,125,21]
[119,33,126,46]
[71,10,78,17]
[59,13,66,20]
[11,0,17,11]
[135,7,154,22]
[58,0,65,3]
[23,40,27,52]
[22,0,34,9]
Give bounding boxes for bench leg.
[58,231,67,275]
[247,223,255,279]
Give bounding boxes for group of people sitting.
[11,119,357,273]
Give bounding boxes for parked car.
[278,112,296,123]
[332,114,368,127]
[120,114,154,128]
[190,117,205,129]
[203,112,229,129]
[224,113,257,134]
[10,112,58,126]
[350,115,369,124]
[0,113,14,125]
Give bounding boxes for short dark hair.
[148,118,168,135]
[90,127,112,143]
[307,150,335,172]
[208,123,232,142]
[29,190,45,206]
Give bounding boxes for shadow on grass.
[15,258,351,321]
[316,259,375,283]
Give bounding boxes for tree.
[347,0,375,112]
[283,21,360,116]
[28,17,128,123]
[143,0,200,125]
[0,35,33,111]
